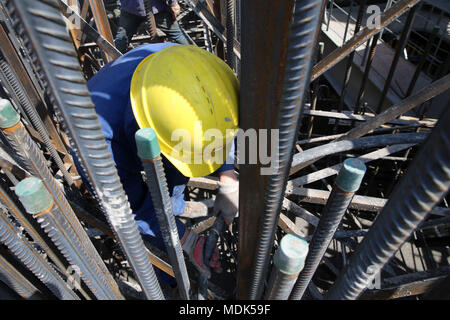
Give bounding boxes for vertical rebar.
[290,158,366,300]
[376,4,419,113]
[307,42,325,138]
[355,33,380,113]
[342,0,354,44]
[0,59,73,186]
[248,0,323,300]
[312,0,422,82]
[337,0,366,113]
[226,0,235,70]
[0,212,80,300]
[265,234,308,300]
[135,128,190,300]
[0,100,123,300]
[327,0,334,31]
[405,25,440,97]
[326,107,450,300]
[8,0,164,300]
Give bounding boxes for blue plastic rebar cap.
[335,158,367,193]
[0,99,20,129]
[273,234,309,275]
[15,177,53,214]
[135,128,161,160]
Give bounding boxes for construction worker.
[76,43,239,283]
[114,0,191,53]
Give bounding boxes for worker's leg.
[114,11,145,53]
[154,11,191,45]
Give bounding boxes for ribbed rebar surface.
[0,253,42,299]
[0,214,79,300]
[0,184,67,275]
[35,204,120,300]
[0,55,73,185]
[226,0,235,69]
[326,108,450,300]
[142,159,190,299]
[249,0,322,299]
[3,121,123,299]
[289,186,355,299]
[7,0,164,300]
[266,268,299,300]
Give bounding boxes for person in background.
[115,0,191,53]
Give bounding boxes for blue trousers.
[115,10,190,53]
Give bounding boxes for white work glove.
[213,181,239,225]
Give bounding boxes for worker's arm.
[213,140,239,225]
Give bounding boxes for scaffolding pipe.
[0,253,43,300]
[248,0,322,300]
[0,213,80,300]
[7,0,164,300]
[289,159,366,300]
[265,234,308,300]
[135,128,190,300]
[326,106,450,300]
[0,100,123,300]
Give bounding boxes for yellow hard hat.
[130,45,239,177]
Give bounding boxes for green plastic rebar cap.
[335,158,367,193]
[273,234,309,275]
[135,128,161,160]
[15,177,53,214]
[0,99,20,129]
